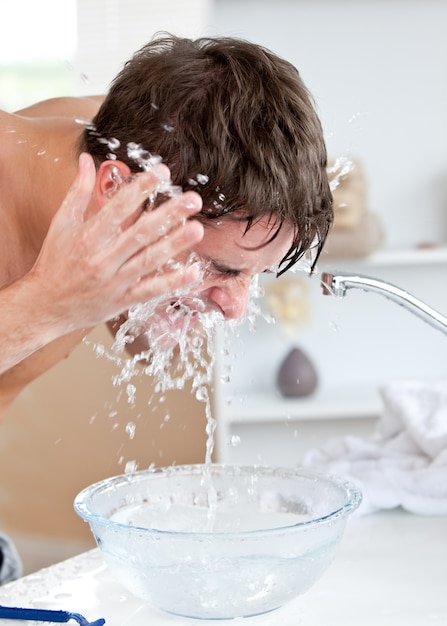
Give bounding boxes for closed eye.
[210,261,278,279]
[212,262,241,278]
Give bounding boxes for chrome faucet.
[321,271,447,335]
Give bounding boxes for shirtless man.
[0,34,333,421]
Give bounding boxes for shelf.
[321,245,447,269]
[219,383,382,424]
[215,246,447,434]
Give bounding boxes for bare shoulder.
[15,96,104,119]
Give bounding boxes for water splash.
[87,266,268,483]
[327,156,354,192]
[126,142,162,171]
[83,132,272,501]
[110,293,224,469]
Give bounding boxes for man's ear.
[95,160,132,207]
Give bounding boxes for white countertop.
[0,509,446,626]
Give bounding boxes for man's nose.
[208,281,250,320]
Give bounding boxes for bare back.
[0,96,102,282]
[0,96,102,417]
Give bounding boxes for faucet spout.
[321,271,447,336]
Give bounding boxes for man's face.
[152,214,295,334]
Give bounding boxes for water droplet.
[126,384,136,404]
[125,421,136,439]
[125,460,138,473]
[327,156,354,192]
[228,435,241,447]
[108,137,120,150]
[74,117,91,126]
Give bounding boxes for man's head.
[80,34,333,276]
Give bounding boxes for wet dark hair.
[79,33,333,274]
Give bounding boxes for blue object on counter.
[0,605,105,626]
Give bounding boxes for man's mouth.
[163,301,202,332]
[152,297,225,342]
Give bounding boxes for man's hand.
[29,153,204,333]
[0,153,204,379]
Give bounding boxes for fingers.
[101,190,203,273]
[95,185,205,306]
[125,263,202,305]
[118,217,204,283]
[95,164,173,237]
[46,155,206,317]
[57,153,97,223]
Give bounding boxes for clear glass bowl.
[74,464,361,620]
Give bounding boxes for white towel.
[302,380,447,515]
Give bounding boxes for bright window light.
[0,0,77,111]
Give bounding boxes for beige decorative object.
[264,277,311,340]
[325,156,384,259]
[323,211,385,259]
